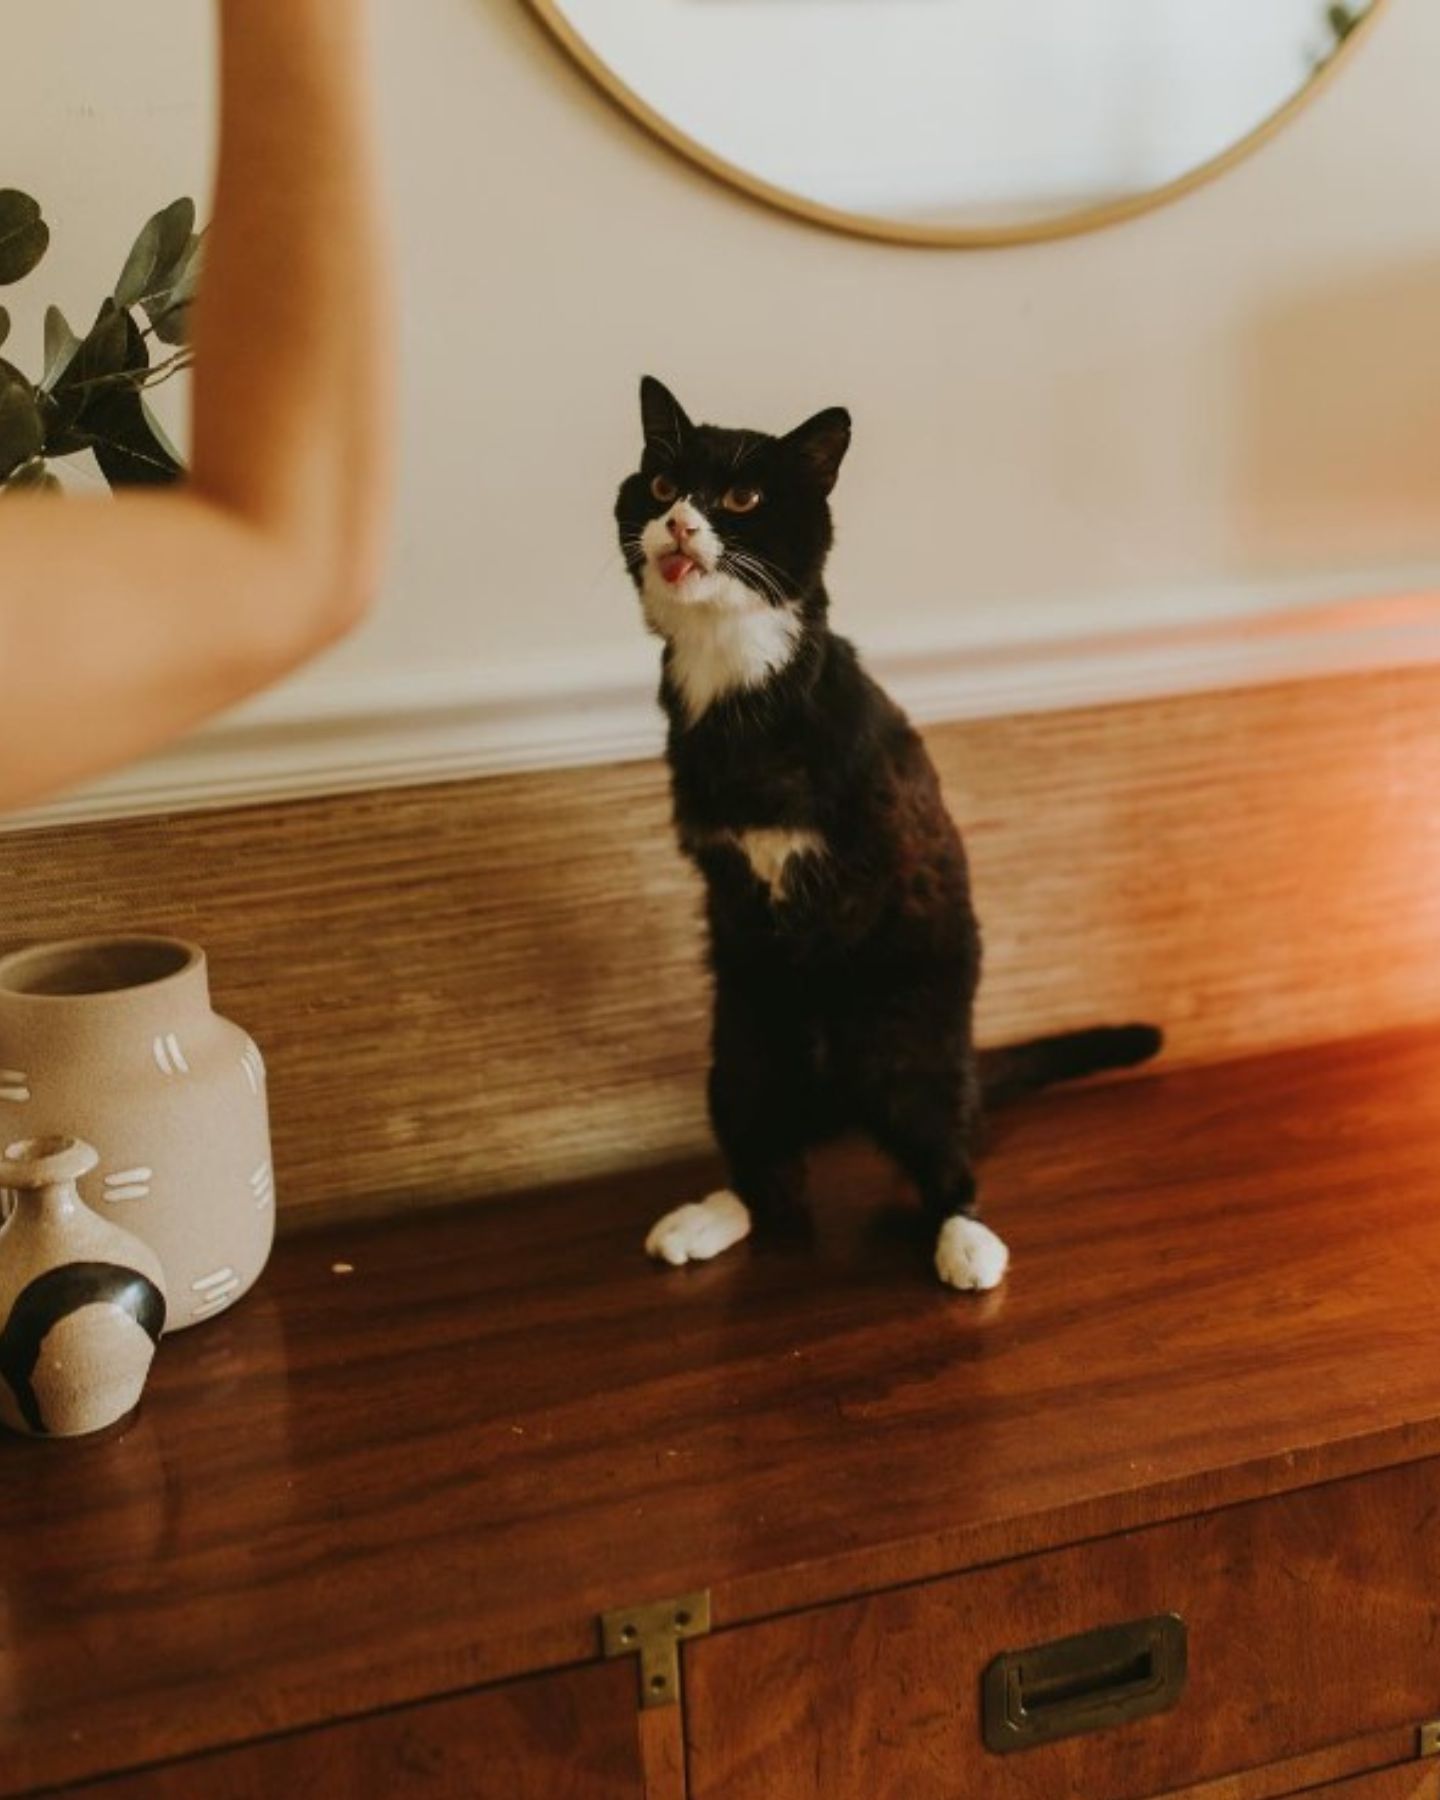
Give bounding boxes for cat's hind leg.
[879,1094,1008,1292]
[933,1213,1010,1293]
[844,995,1009,1292]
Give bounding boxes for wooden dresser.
[8,1026,1440,1799]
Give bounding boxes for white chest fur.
[645,583,801,723]
[711,827,827,901]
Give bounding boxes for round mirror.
[529,0,1383,244]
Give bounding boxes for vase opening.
[5,1136,77,1162]
[0,938,198,999]
[0,1135,100,1187]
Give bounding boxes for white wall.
[7,0,1440,821]
[375,0,1440,696]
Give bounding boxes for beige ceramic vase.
[0,937,274,1332]
[0,1135,167,1437]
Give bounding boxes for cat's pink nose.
[668,515,696,544]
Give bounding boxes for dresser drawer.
[45,1663,644,1800]
[687,1457,1440,1800]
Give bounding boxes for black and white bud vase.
[0,1135,166,1439]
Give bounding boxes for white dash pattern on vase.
[103,1166,154,1203]
[152,1033,191,1078]
[0,1070,30,1103]
[249,1158,275,1211]
[239,1042,265,1097]
[191,1264,241,1319]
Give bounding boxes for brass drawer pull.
[983,1613,1188,1753]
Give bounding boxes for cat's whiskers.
[748,546,794,595]
[726,542,788,590]
[617,535,652,583]
[723,548,790,611]
[721,547,773,593]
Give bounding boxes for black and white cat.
[615,377,1159,1290]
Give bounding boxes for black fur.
[616,378,1161,1261]
[978,1025,1163,1110]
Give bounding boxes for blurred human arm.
[0,0,393,810]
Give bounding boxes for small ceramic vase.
[0,936,274,1332]
[0,1136,166,1438]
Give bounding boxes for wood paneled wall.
[5,664,1440,1225]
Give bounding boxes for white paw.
[645,1191,752,1267]
[935,1217,1010,1292]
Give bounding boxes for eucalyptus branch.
[61,350,194,400]
[0,190,195,492]
[132,355,195,395]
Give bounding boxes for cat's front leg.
[644,1127,810,1271]
[645,1191,754,1266]
[645,976,814,1268]
[644,1155,807,1267]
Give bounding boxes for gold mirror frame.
[525,0,1389,247]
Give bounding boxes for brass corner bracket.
[601,1589,711,1709]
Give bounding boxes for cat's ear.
[640,376,693,456]
[784,406,852,495]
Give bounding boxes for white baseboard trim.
[8,573,1440,834]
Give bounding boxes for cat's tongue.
[659,551,697,586]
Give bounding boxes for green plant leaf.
[149,303,193,348]
[147,298,190,343]
[114,197,195,310]
[173,230,204,301]
[144,228,204,346]
[84,382,185,489]
[65,307,184,488]
[139,397,183,467]
[0,190,49,286]
[72,301,134,383]
[60,300,135,394]
[43,301,138,455]
[3,456,59,495]
[0,379,45,481]
[41,305,81,392]
[0,307,8,351]
[39,391,86,460]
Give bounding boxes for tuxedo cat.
[615,377,1159,1289]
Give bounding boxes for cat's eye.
[650,474,679,504]
[722,486,763,515]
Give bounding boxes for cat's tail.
[978,1024,1163,1107]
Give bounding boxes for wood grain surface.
[47,1665,643,1800]
[11,1027,1440,1793]
[4,665,1440,1220]
[685,1460,1440,1800]
[638,1708,687,1800]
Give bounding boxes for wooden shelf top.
[8,1027,1440,1793]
